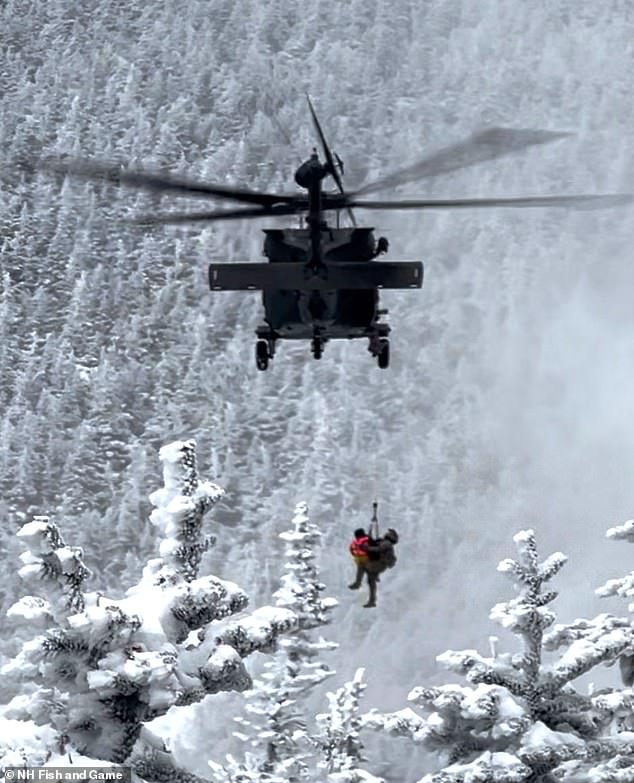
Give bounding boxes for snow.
[216,605,297,653]
[592,689,634,711]
[329,770,385,783]
[513,530,533,546]
[43,752,118,768]
[538,552,568,579]
[362,706,426,740]
[497,558,517,575]
[54,545,85,574]
[6,596,52,626]
[422,751,530,783]
[16,518,54,553]
[519,721,584,752]
[0,718,60,767]
[70,572,250,649]
[200,644,250,693]
[606,520,634,541]
[555,633,628,672]
[463,684,525,724]
[67,603,139,647]
[436,649,481,672]
[149,440,224,518]
[89,648,178,702]
[489,599,556,632]
[159,440,193,466]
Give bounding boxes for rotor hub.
[294,153,330,189]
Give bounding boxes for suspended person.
[348,501,399,608]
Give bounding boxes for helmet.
[384,528,398,544]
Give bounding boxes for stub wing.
[208,261,423,291]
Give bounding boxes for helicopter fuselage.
[260,226,379,339]
[207,221,423,367]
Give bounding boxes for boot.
[348,565,364,590]
[363,600,376,608]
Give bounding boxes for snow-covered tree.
[210,501,338,781]
[596,519,634,686]
[570,518,634,782]
[1,440,297,779]
[312,668,384,783]
[364,529,634,782]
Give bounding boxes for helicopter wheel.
[311,337,323,360]
[256,340,270,371]
[377,338,390,369]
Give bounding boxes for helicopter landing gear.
[311,327,326,360]
[256,340,270,371]
[255,328,277,371]
[311,336,324,360]
[368,331,390,368]
[377,338,390,369]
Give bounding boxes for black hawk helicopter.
[42,97,633,370]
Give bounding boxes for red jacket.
[350,535,369,558]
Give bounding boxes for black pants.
[366,572,378,604]
[350,564,379,604]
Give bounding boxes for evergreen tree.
[576,518,634,782]
[312,668,384,783]
[364,529,634,782]
[0,440,298,779]
[210,502,338,781]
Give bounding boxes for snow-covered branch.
[214,606,297,656]
[605,520,634,543]
[361,706,426,742]
[15,515,90,618]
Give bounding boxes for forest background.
[2,0,634,777]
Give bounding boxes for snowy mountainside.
[2,0,634,738]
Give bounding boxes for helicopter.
[41,97,634,370]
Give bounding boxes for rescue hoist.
[369,501,380,541]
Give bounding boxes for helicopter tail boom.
[208,261,423,291]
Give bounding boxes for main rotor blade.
[354,127,573,196]
[344,194,634,211]
[40,157,298,207]
[307,94,344,194]
[129,203,305,225]
[306,94,357,226]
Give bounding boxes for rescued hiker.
[348,527,369,590]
